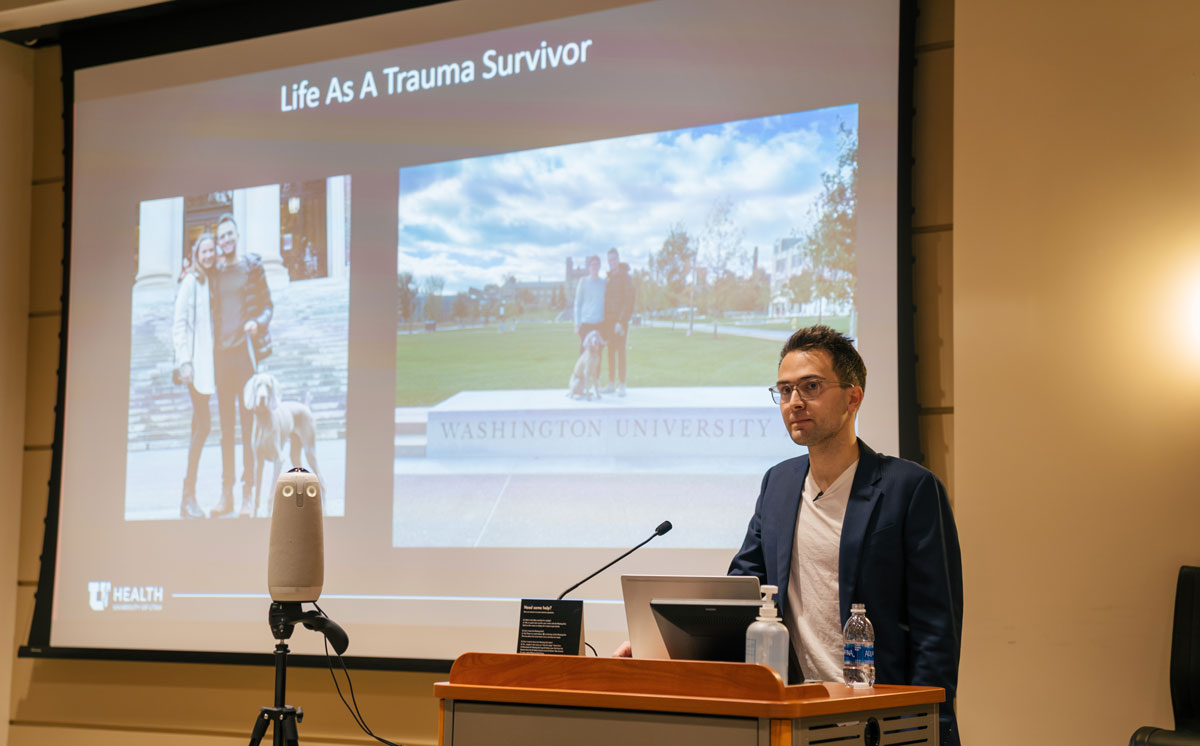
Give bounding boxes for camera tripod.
[248,601,348,746]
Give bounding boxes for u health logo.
[87,581,111,611]
[87,581,164,612]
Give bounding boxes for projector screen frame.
[19,0,921,671]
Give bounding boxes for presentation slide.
[393,106,857,549]
[48,0,902,662]
[128,178,350,521]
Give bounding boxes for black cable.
[322,636,376,736]
[316,619,370,736]
[314,602,405,746]
[584,642,597,656]
[333,642,375,739]
[322,636,366,732]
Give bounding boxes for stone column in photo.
[135,196,184,289]
[326,175,348,280]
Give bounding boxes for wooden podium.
[435,653,942,746]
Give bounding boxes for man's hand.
[244,320,259,337]
[611,640,632,657]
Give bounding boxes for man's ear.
[847,385,865,414]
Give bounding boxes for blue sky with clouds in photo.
[397,103,857,293]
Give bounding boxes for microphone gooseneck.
[557,520,672,600]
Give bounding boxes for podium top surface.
[434,653,944,719]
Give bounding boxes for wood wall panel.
[912,47,953,230]
[913,230,953,411]
[28,181,63,315]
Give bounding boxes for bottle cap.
[851,603,866,614]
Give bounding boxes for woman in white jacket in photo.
[173,233,217,518]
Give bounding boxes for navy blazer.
[729,440,963,745]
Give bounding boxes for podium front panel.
[793,703,939,745]
[445,701,766,746]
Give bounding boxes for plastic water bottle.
[745,584,789,684]
[842,603,875,688]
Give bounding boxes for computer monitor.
[620,575,761,659]
[649,598,763,662]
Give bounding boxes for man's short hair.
[216,212,238,231]
[607,247,619,258]
[779,325,866,390]
[587,254,601,266]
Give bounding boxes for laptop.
[620,574,761,660]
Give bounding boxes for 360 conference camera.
[249,468,349,746]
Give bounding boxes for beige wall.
[3,1,962,744]
[956,0,1200,743]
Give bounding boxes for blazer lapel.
[838,440,883,624]
[773,455,808,613]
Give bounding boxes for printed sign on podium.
[516,599,584,655]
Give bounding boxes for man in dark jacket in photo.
[602,247,635,396]
[210,212,273,517]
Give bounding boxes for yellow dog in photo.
[568,329,606,400]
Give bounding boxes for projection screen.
[28,0,910,664]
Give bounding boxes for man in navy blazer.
[729,326,963,745]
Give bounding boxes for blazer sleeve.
[902,471,964,701]
[727,469,771,582]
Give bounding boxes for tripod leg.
[281,714,300,746]
[249,709,271,746]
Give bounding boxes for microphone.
[268,467,324,603]
[557,521,672,600]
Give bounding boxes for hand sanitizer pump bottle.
[744,584,789,684]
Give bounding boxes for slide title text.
[280,39,594,111]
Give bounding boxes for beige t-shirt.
[786,459,859,682]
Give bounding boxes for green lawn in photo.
[395,323,781,406]
[724,316,850,333]
[647,315,849,334]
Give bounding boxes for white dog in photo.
[568,330,606,400]
[242,372,321,517]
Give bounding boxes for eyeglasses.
[769,378,852,405]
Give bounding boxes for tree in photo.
[699,196,747,335]
[422,275,445,322]
[398,271,417,333]
[451,292,472,325]
[786,269,816,319]
[652,224,694,306]
[730,266,771,314]
[481,283,500,323]
[498,274,522,328]
[651,224,696,332]
[516,287,535,315]
[632,267,667,316]
[800,122,858,327]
